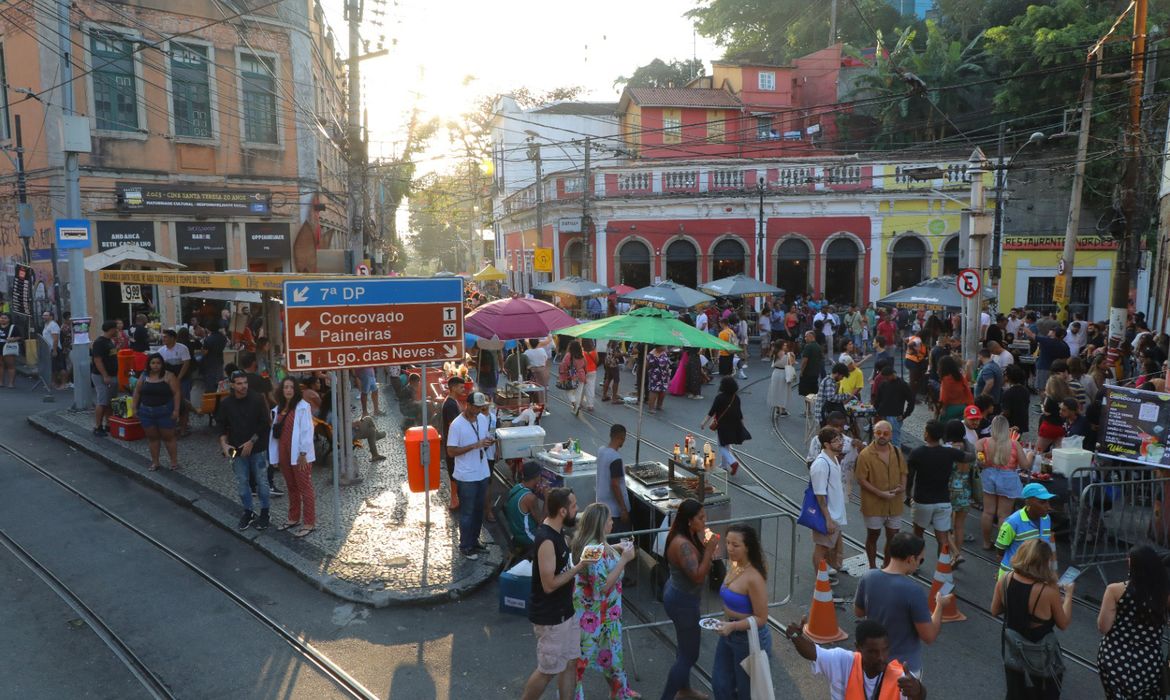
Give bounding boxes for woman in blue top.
[713,524,771,700]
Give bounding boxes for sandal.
[277,521,300,531]
[485,513,497,524]
[169,464,181,471]
[148,464,160,471]
[293,527,316,538]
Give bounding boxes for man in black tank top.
[522,488,585,700]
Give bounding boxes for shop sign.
[117,183,270,217]
[245,222,291,259]
[176,222,228,260]
[1099,386,1170,466]
[96,221,155,251]
[1002,235,1117,251]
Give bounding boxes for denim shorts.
[137,403,176,430]
[981,467,1023,499]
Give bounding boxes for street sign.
[282,277,464,372]
[121,284,144,304]
[1053,274,1068,303]
[956,268,981,298]
[55,219,91,249]
[355,263,370,276]
[533,247,553,273]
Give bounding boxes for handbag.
[797,476,829,534]
[784,362,796,384]
[740,616,776,700]
[709,393,737,431]
[1000,581,1065,685]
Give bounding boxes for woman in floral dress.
[645,344,672,414]
[572,503,639,699]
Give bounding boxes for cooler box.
[495,426,546,460]
[108,416,144,442]
[1051,448,1093,478]
[405,426,441,493]
[498,562,533,616]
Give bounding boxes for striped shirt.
[996,508,1054,576]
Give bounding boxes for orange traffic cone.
[803,560,849,643]
[928,544,967,622]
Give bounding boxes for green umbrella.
[558,307,740,352]
[557,307,739,460]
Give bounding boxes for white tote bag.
[740,617,776,700]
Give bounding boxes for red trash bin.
[117,349,136,391]
[405,426,441,493]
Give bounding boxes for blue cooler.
[498,570,532,616]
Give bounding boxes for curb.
[28,410,504,608]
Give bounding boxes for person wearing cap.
[446,391,494,560]
[961,404,991,446]
[504,461,545,555]
[995,483,1056,578]
[440,375,469,510]
[838,353,865,399]
[975,348,1004,403]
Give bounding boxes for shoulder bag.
[1000,580,1065,686]
[709,393,735,431]
[797,456,830,534]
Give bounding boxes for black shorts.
[718,355,733,376]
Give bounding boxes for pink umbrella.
[464,297,578,340]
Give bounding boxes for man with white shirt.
[988,340,1014,369]
[810,427,847,581]
[695,308,709,334]
[784,618,928,700]
[979,310,992,340]
[446,392,493,560]
[40,311,65,390]
[1004,310,1023,337]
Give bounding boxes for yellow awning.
[473,264,507,281]
[98,269,332,292]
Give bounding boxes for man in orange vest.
[903,334,928,400]
[784,618,927,699]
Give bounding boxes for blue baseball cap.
[1021,483,1055,501]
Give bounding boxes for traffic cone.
[928,544,967,622]
[803,560,849,643]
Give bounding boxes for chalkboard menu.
[1100,385,1170,467]
[9,264,33,317]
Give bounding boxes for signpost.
[956,268,981,298]
[533,247,553,273]
[55,219,91,249]
[282,277,464,372]
[283,276,464,538]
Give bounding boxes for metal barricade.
[610,511,798,681]
[1068,466,1170,578]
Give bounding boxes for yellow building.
[876,199,966,297]
[998,235,1117,319]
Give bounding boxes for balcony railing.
[711,170,745,189]
[662,170,698,190]
[617,171,652,191]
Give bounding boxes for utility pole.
[346,0,364,272]
[15,115,31,265]
[1056,55,1096,325]
[756,181,766,284]
[582,137,592,280]
[991,123,1005,289]
[527,138,544,293]
[58,0,90,411]
[828,0,837,48]
[1109,0,1149,372]
[963,148,990,369]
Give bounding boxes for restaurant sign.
[1002,235,1118,251]
[117,183,271,217]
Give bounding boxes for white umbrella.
[84,244,185,272]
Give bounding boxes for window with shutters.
[707,110,724,143]
[758,71,776,91]
[171,43,212,138]
[90,30,139,132]
[662,109,681,144]
[240,53,278,145]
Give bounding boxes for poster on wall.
[9,264,34,317]
[175,222,228,260]
[96,221,156,251]
[245,222,291,259]
[71,316,91,346]
[1099,385,1170,467]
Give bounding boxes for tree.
[614,58,705,89]
[372,108,439,272]
[847,21,988,146]
[408,168,477,273]
[687,0,906,65]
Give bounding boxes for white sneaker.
[825,565,838,576]
[738,371,747,380]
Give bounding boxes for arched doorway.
[824,237,861,305]
[665,239,698,289]
[775,237,809,301]
[890,236,928,291]
[941,236,959,276]
[618,240,651,289]
[563,240,584,278]
[711,238,747,279]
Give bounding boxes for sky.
[324,0,721,164]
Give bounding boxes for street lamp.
[991,130,1046,282]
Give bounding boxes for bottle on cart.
[673,443,681,460]
[564,459,573,474]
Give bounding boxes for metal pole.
[59,0,89,410]
[828,0,837,48]
[1109,0,1149,373]
[1057,56,1096,325]
[331,370,341,538]
[420,364,430,529]
[634,344,647,466]
[991,123,1005,288]
[582,137,592,280]
[964,149,989,369]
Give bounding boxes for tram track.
[547,384,1102,674]
[0,441,380,700]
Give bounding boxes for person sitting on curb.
[783,618,927,700]
[504,461,545,558]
